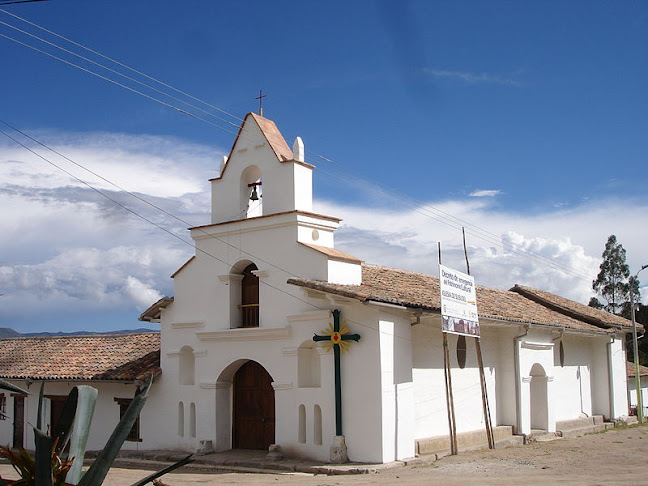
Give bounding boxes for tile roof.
[511,285,636,331]
[248,113,295,162]
[0,332,160,382]
[627,361,648,378]
[139,296,174,322]
[299,242,363,263]
[288,264,630,334]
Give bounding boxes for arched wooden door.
[233,361,275,450]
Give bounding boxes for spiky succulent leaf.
[52,388,78,455]
[34,427,53,485]
[77,377,153,486]
[36,383,45,431]
[65,386,98,485]
[130,455,193,486]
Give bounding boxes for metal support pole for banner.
[439,242,458,455]
[462,228,495,449]
[443,332,458,455]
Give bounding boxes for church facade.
[137,113,633,463]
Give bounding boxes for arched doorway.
[530,363,549,430]
[233,360,275,450]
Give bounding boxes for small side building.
[0,332,160,451]
[626,361,648,418]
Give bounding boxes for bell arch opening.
[240,165,262,218]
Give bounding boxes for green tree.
[591,235,632,315]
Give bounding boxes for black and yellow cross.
[313,309,360,436]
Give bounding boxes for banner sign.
[439,264,480,337]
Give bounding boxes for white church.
[137,112,632,463]
[0,113,635,464]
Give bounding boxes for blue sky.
[1,1,647,333]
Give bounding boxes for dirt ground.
[2,424,648,485]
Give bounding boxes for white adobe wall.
[550,334,594,422]
[152,297,417,463]
[411,321,626,441]
[411,318,499,440]
[609,337,629,417]
[0,389,14,445]
[376,309,415,462]
[627,375,648,415]
[177,214,358,334]
[0,379,148,451]
[210,117,312,224]
[494,326,518,428]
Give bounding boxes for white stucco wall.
[210,116,312,224]
[411,317,499,441]
[627,375,648,416]
[0,379,151,451]
[550,334,593,422]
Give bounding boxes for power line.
[0,31,240,137]
[0,119,313,282]
[0,18,242,131]
[0,126,324,313]
[0,12,596,285]
[0,124,426,343]
[0,0,49,5]
[0,7,243,124]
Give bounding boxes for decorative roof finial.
[293,137,304,162]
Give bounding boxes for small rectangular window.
[114,398,141,441]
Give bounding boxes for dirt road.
[2,425,647,485]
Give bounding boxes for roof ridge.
[363,263,517,295]
[248,112,294,162]
[510,284,632,330]
[0,331,160,341]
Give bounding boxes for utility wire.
[0,13,595,284]
[0,7,243,124]
[0,124,425,343]
[0,32,240,137]
[0,119,313,282]
[0,18,242,130]
[0,126,325,314]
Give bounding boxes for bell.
[250,186,259,201]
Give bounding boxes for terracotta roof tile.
[288,264,625,334]
[299,242,363,263]
[0,332,160,381]
[140,296,174,322]
[248,113,294,162]
[511,285,636,331]
[626,361,648,378]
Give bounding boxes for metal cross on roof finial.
[255,90,267,116]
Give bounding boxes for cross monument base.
[329,435,348,463]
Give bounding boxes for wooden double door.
[233,361,275,450]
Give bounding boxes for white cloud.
[424,68,522,86]
[316,196,648,305]
[469,189,501,198]
[0,131,218,331]
[0,131,219,198]
[125,276,163,308]
[2,130,646,332]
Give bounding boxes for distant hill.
[0,328,21,338]
[0,327,157,338]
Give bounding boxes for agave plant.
[0,439,73,486]
[0,377,192,486]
